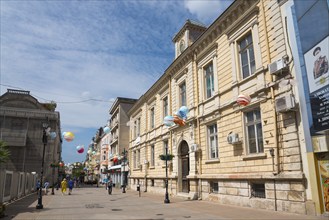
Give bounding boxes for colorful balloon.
[173,115,186,126]
[237,94,251,106]
[178,106,189,119]
[64,131,75,142]
[50,132,57,140]
[77,148,84,154]
[104,126,110,134]
[163,115,175,127]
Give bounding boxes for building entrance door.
[180,141,189,193]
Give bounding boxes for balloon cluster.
[63,131,75,142]
[76,145,84,154]
[163,106,189,127]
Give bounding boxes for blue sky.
[0,0,233,164]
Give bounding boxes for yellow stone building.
[128,0,321,215]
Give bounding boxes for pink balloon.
[77,148,84,154]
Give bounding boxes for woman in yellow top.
[61,178,67,195]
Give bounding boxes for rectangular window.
[150,107,155,129]
[179,82,186,106]
[163,96,168,116]
[135,117,141,137]
[163,140,168,155]
[133,150,136,168]
[251,183,265,198]
[204,62,215,98]
[210,181,219,193]
[208,124,218,159]
[151,145,155,166]
[245,108,263,154]
[137,149,140,166]
[239,33,255,79]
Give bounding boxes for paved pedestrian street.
[2,186,326,220]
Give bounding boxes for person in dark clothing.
[108,179,113,195]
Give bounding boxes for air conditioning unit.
[227,133,240,144]
[275,94,296,113]
[269,58,287,75]
[190,144,199,152]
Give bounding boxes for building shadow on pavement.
[1,193,39,220]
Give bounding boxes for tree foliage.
[0,140,10,164]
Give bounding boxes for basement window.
[251,183,265,198]
[210,181,219,193]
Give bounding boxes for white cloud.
[183,0,234,25]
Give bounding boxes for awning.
[121,164,130,172]
[108,165,121,170]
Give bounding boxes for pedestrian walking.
[61,178,67,195]
[103,176,109,190]
[44,180,49,195]
[108,179,113,195]
[68,179,74,195]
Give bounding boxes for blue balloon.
[104,126,110,134]
[50,132,57,140]
[163,115,175,127]
[178,106,189,120]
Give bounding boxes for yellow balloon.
[64,131,75,142]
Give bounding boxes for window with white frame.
[134,117,140,138]
[239,32,255,79]
[150,107,155,129]
[151,145,155,166]
[204,62,215,99]
[245,108,264,154]
[179,82,186,106]
[163,96,168,116]
[208,124,218,159]
[163,140,168,155]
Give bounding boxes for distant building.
[107,97,137,187]
[0,89,62,203]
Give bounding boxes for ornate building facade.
[127,0,323,215]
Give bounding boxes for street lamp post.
[122,148,126,193]
[51,162,55,195]
[36,123,50,209]
[164,145,170,204]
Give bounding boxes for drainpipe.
[260,0,280,175]
[270,148,277,211]
[193,52,202,200]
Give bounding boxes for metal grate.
[251,183,265,198]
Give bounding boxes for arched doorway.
[179,141,189,193]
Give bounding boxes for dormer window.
[179,39,186,53]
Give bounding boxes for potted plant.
[159,154,175,161]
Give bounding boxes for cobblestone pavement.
[2,186,327,220]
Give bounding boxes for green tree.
[0,140,10,164]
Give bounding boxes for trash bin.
[137,184,140,191]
